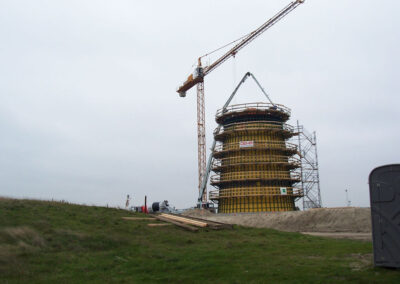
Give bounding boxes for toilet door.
[369,164,400,268]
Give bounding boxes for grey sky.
[1,0,399,208]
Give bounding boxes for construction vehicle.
[151,200,177,213]
[176,0,305,207]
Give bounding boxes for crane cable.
[186,33,248,71]
[199,32,251,61]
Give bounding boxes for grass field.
[0,198,399,283]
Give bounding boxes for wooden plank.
[175,215,233,229]
[122,217,155,221]
[160,214,207,227]
[153,215,198,232]
[160,214,208,227]
[147,223,172,227]
[154,215,199,231]
[160,213,206,225]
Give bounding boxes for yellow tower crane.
[177,0,305,206]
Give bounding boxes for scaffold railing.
[210,170,301,184]
[212,155,301,169]
[216,102,291,118]
[213,141,297,154]
[214,121,295,138]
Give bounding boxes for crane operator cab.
[177,66,204,97]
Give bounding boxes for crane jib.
[176,0,304,96]
[203,0,303,76]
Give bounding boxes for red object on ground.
[141,206,148,214]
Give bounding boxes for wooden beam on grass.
[147,223,172,227]
[159,214,208,227]
[153,215,198,232]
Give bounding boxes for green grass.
[0,198,399,283]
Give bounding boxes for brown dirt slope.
[183,207,371,233]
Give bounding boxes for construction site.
[111,0,377,247]
[174,0,320,212]
[152,0,395,256]
[124,0,394,251]
[171,1,323,216]
[1,0,399,282]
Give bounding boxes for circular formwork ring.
[215,103,291,123]
[209,187,303,200]
[210,171,301,185]
[214,128,295,141]
[214,121,294,135]
[211,157,301,172]
[212,155,300,165]
[213,141,298,158]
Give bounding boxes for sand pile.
[187,207,371,233]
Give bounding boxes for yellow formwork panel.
[214,170,293,183]
[218,196,295,213]
[223,121,293,133]
[217,186,299,197]
[220,152,291,164]
[224,132,287,144]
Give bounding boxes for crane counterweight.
[177,67,204,97]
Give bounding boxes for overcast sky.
[1,0,399,209]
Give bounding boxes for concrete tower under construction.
[209,103,303,213]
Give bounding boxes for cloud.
[0,0,399,208]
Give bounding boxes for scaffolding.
[295,121,322,209]
[196,72,322,212]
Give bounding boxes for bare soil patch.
[302,232,372,241]
[183,207,371,240]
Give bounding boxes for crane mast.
[176,0,305,205]
[196,81,207,202]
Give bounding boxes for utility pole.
[345,189,351,207]
[125,194,131,209]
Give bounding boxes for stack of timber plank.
[153,213,232,232]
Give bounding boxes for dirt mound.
[201,207,371,233]
[182,209,215,218]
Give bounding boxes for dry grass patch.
[0,226,46,258]
[2,226,46,247]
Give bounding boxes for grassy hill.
[0,198,399,283]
